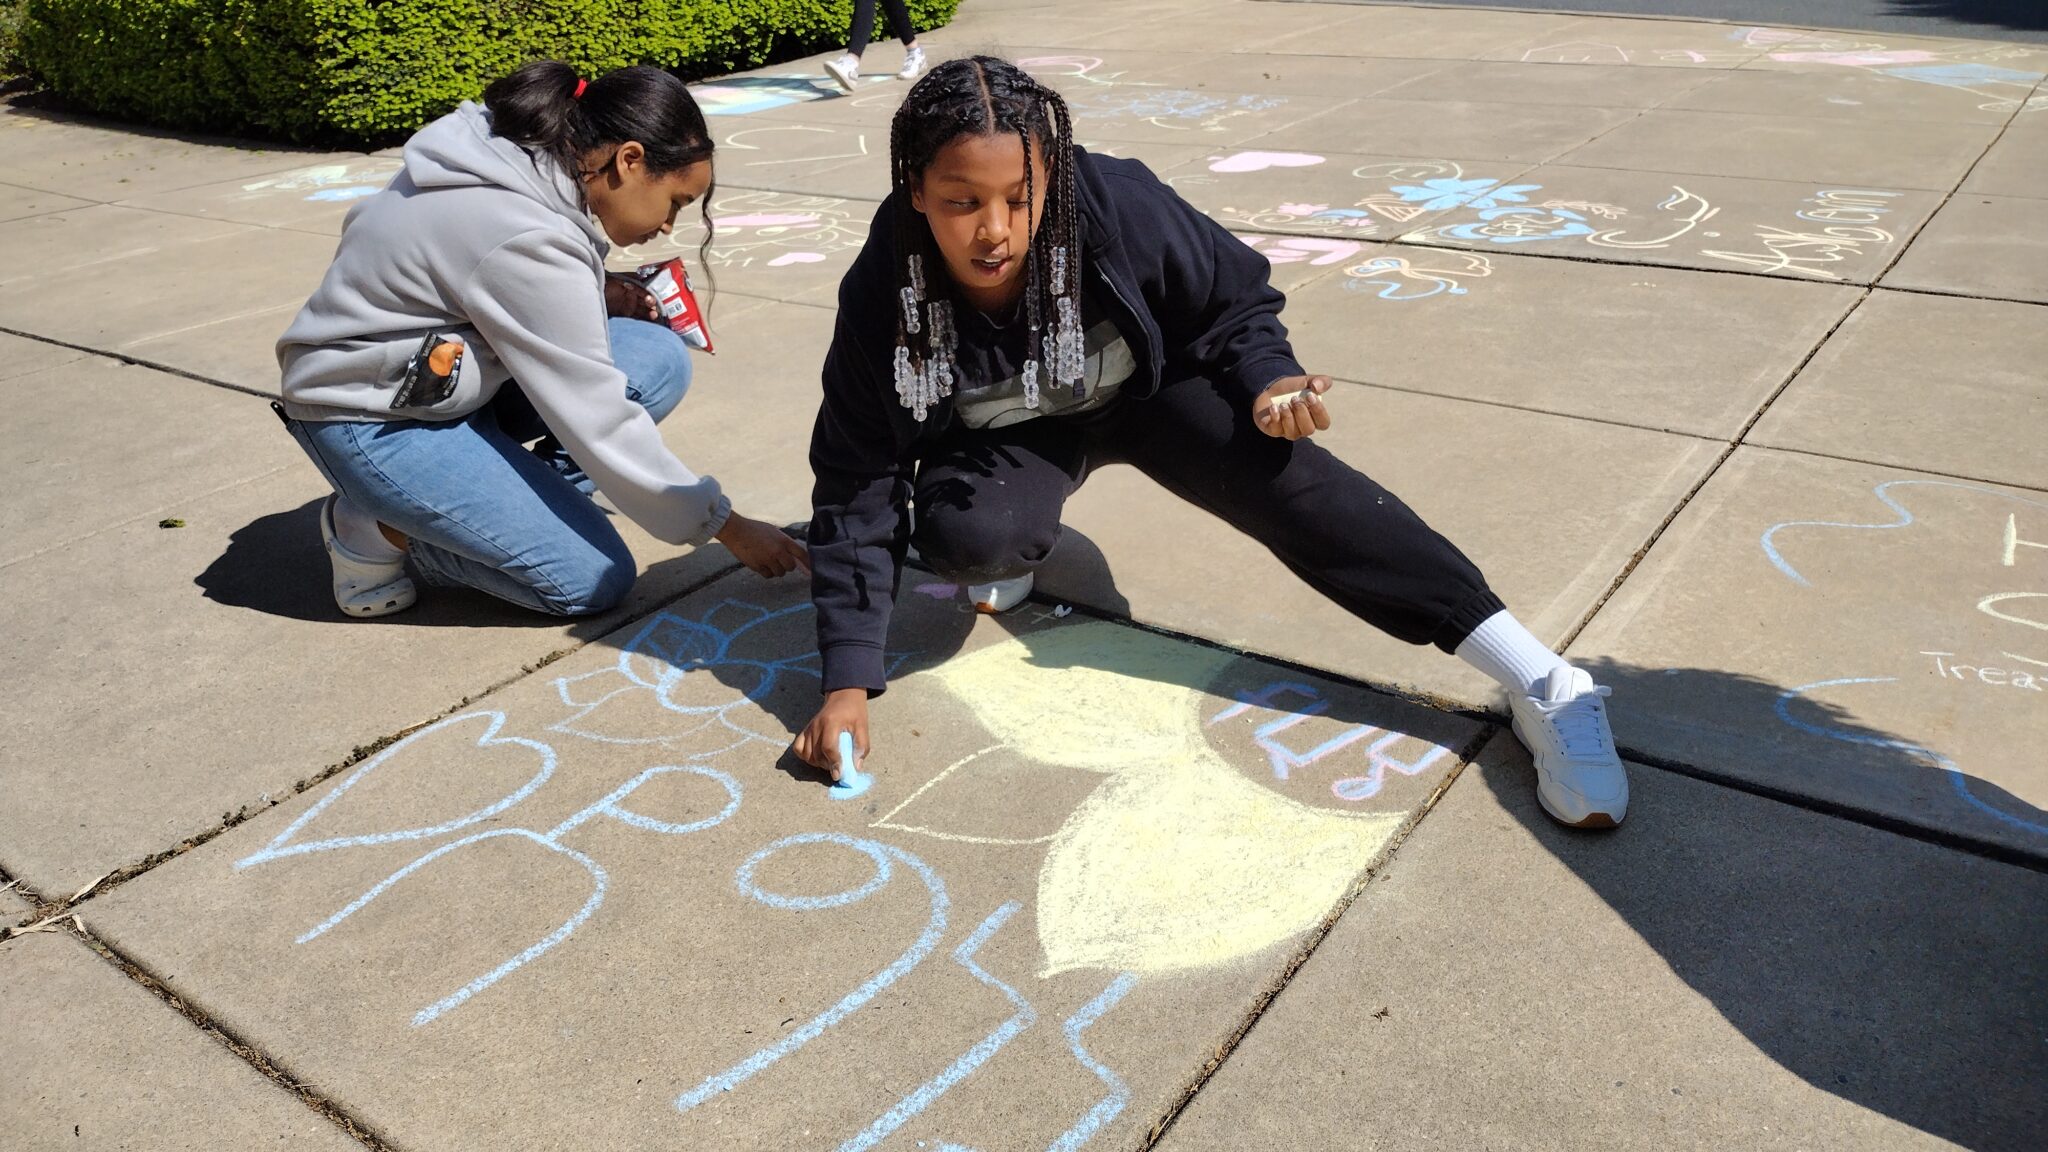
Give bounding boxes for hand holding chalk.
[828,729,871,800]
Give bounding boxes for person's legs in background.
[825,0,924,92]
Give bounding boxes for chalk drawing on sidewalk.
[235,711,744,1025]
[1343,250,1496,300]
[629,190,871,272]
[239,160,400,202]
[1761,480,2048,838]
[1777,678,2047,836]
[900,622,1411,976]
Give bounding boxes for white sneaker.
[898,45,927,81]
[823,53,861,93]
[320,496,417,619]
[968,572,1034,614]
[1509,666,1628,828]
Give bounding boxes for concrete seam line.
[8,559,743,921]
[63,920,407,1151]
[1138,726,1497,1149]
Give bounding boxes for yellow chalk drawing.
[903,622,1404,977]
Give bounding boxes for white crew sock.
[1455,609,1569,697]
[332,495,405,563]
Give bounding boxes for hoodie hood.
[403,102,609,254]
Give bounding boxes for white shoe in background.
[898,45,927,81]
[1509,666,1629,828]
[824,53,862,93]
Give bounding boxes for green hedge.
[21,0,960,143]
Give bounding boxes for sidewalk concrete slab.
[116,302,303,394]
[1375,58,1715,108]
[1750,291,2048,488]
[0,110,329,202]
[710,119,892,197]
[83,570,1481,1151]
[0,356,303,565]
[0,225,338,356]
[5,881,30,919]
[1664,67,2024,124]
[1062,87,1358,150]
[0,181,95,224]
[1154,52,1452,99]
[1276,243,1859,438]
[1157,736,2048,1152]
[1567,446,2048,860]
[1261,6,1584,60]
[1966,120,2048,197]
[1558,108,2001,190]
[0,330,87,383]
[0,204,249,290]
[1398,166,1937,285]
[1259,96,1636,164]
[1004,48,1225,96]
[1038,382,1720,708]
[1105,3,1396,56]
[642,301,835,528]
[615,189,878,308]
[115,157,398,236]
[0,931,362,1152]
[0,457,746,896]
[1157,151,1516,243]
[1486,19,1771,68]
[1882,195,2048,304]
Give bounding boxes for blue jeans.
[286,318,693,615]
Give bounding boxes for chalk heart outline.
[1209,150,1325,174]
[768,251,828,266]
[235,712,555,871]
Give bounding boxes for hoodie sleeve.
[461,228,731,546]
[1105,161,1307,397]
[807,292,921,696]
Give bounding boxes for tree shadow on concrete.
[194,496,744,640]
[1470,661,2046,1152]
[1885,0,2048,34]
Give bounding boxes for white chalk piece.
[829,729,871,800]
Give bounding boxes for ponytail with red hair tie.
[573,78,588,100]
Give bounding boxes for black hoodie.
[807,148,1307,694]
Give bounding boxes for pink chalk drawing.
[631,191,868,272]
[1209,151,1326,174]
[1237,235,1368,266]
[914,583,961,599]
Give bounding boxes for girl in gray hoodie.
[276,61,807,619]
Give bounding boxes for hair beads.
[886,57,1084,420]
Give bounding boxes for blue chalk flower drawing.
[1389,177,1542,212]
[1439,207,1599,244]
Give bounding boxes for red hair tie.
[573,79,588,100]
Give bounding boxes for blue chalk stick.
[829,730,870,800]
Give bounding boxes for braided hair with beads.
[886,56,1082,421]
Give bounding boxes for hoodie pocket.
[385,326,487,417]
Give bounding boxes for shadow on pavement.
[194,496,738,638]
[1887,0,2048,33]
[1473,715,2046,1152]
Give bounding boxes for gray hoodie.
[277,102,730,546]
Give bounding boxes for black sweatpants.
[911,376,1506,653]
[848,0,916,53]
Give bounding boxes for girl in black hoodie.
[794,56,1629,829]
